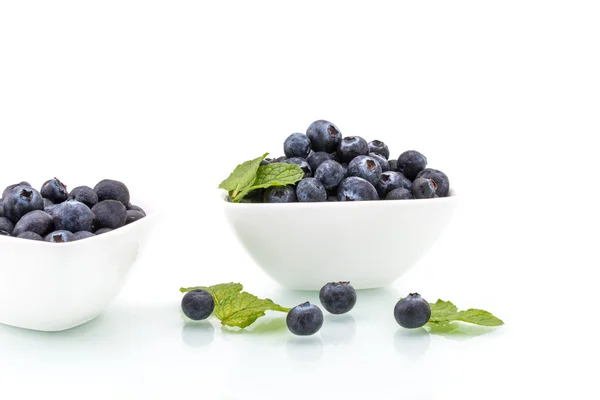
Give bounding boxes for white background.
[1,1,599,399]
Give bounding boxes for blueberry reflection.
[393,328,430,360]
[181,322,215,347]
[320,314,356,344]
[286,336,324,362]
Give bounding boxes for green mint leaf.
[234,163,304,201]
[218,153,269,200]
[427,299,503,327]
[180,283,244,304]
[214,291,291,329]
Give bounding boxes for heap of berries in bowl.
[0,178,146,242]
[221,120,451,204]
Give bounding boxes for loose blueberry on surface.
[240,188,266,203]
[68,186,98,208]
[337,177,379,201]
[283,158,312,178]
[92,200,128,229]
[368,140,390,159]
[263,185,298,203]
[94,179,130,206]
[314,160,346,191]
[126,210,145,224]
[12,210,54,237]
[394,293,432,329]
[369,152,389,172]
[127,203,146,216]
[3,186,44,223]
[181,289,215,321]
[416,168,450,197]
[17,232,43,241]
[336,136,369,162]
[306,120,342,153]
[397,151,427,180]
[376,171,412,198]
[44,230,75,243]
[2,182,32,200]
[388,159,398,171]
[94,228,113,235]
[73,231,95,241]
[52,200,95,232]
[306,151,333,172]
[296,178,327,202]
[284,133,312,159]
[348,155,383,185]
[319,282,357,315]
[411,178,438,199]
[385,188,413,200]
[286,302,324,336]
[0,217,15,235]
[40,178,68,204]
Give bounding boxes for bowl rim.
[220,188,458,207]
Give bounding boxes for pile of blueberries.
[248,119,450,203]
[182,282,431,336]
[0,178,145,242]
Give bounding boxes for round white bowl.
[222,190,458,290]
[0,202,158,332]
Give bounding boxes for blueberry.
[416,168,450,197]
[306,120,342,153]
[94,228,113,235]
[283,157,312,178]
[263,185,298,203]
[306,151,333,172]
[0,198,4,218]
[286,302,324,336]
[91,200,128,229]
[3,186,44,223]
[397,151,427,180]
[376,171,412,197]
[273,156,288,163]
[394,293,432,329]
[12,210,54,237]
[337,136,369,162]
[296,178,327,202]
[44,230,75,243]
[314,160,346,191]
[44,204,57,216]
[0,230,10,236]
[43,198,54,208]
[368,140,390,159]
[319,282,357,315]
[385,188,413,200]
[369,152,389,172]
[53,200,94,232]
[388,159,398,171]
[127,203,146,216]
[68,186,98,208]
[337,177,379,201]
[126,210,145,224]
[327,195,338,202]
[260,158,273,166]
[40,178,68,204]
[240,188,266,203]
[17,232,43,241]
[181,289,215,321]
[0,217,15,235]
[2,181,31,200]
[284,133,312,159]
[73,231,95,241]
[348,155,382,185]
[94,179,130,206]
[411,178,437,199]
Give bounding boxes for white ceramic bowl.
[222,190,458,290]
[0,202,158,332]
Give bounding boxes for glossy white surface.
[223,190,458,290]
[0,205,158,331]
